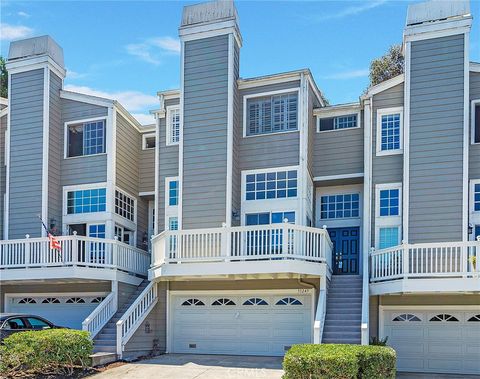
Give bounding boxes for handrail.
[151,224,333,271]
[0,235,150,276]
[370,240,480,281]
[116,281,158,357]
[82,292,117,339]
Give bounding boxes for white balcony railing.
[152,223,333,269]
[0,234,150,276]
[370,241,480,282]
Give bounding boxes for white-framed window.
[66,187,107,214]
[472,99,480,144]
[470,180,480,241]
[142,133,156,150]
[245,211,295,225]
[245,169,297,201]
[88,224,106,238]
[243,89,299,137]
[65,118,107,158]
[166,106,180,146]
[318,114,358,132]
[376,107,403,156]
[320,193,360,219]
[114,189,135,222]
[166,178,179,206]
[375,183,402,249]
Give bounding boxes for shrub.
[369,336,388,346]
[0,329,93,378]
[283,344,396,379]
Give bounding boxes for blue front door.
[328,227,360,275]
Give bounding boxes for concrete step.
[93,345,116,353]
[94,339,116,346]
[323,325,360,333]
[322,338,361,345]
[90,352,117,366]
[96,335,116,342]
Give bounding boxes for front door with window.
[328,227,359,275]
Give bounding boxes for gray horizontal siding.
[61,99,108,186]
[116,112,140,196]
[470,72,480,179]
[136,197,149,249]
[409,34,464,243]
[157,99,179,233]
[238,80,301,172]
[139,146,155,193]
[182,35,229,229]
[9,69,44,238]
[231,41,241,226]
[0,114,6,238]
[371,83,404,245]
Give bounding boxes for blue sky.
[1,0,479,125]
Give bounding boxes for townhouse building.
[0,0,479,375]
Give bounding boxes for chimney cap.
[406,0,470,26]
[181,0,238,28]
[8,35,64,68]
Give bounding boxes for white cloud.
[310,0,386,22]
[64,84,158,115]
[65,69,87,80]
[132,113,155,125]
[322,69,369,80]
[0,23,33,41]
[125,36,180,65]
[17,11,30,18]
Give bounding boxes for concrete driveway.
[91,354,284,379]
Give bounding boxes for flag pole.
[37,214,63,262]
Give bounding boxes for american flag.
[48,233,62,251]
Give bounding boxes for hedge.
[0,329,93,378]
[283,344,396,379]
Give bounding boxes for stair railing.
[313,287,327,343]
[116,281,158,357]
[82,292,117,339]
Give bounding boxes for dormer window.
[67,119,106,158]
[318,114,358,131]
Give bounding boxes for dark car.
[0,314,65,341]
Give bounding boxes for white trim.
[41,67,50,237]
[165,105,180,146]
[63,116,108,159]
[154,112,160,235]
[164,177,179,228]
[242,88,300,138]
[0,98,7,106]
[403,17,472,42]
[469,179,480,233]
[375,106,404,157]
[60,90,113,108]
[157,89,180,99]
[114,186,138,226]
[62,182,108,228]
[139,191,155,197]
[316,111,361,133]
[142,132,156,150]
[403,41,411,244]
[313,173,364,182]
[471,99,480,145]
[6,55,65,79]
[225,33,234,227]
[0,108,7,118]
[361,74,404,99]
[374,182,403,249]
[179,19,242,47]
[178,40,185,230]
[463,31,470,242]
[470,62,480,72]
[4,73,11,238]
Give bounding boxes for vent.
[189,343,197,349]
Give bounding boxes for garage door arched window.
[66,297,85,304]
[243,298,268,306]
[18,298,36,304]
[212,298,236,306]
[42,298,60,304]
[182,299,205,306]
[276,297,303,306]
[393,313,421,322]
[468,315,480,322]
[429,314,459,322]
[91,297,105,303]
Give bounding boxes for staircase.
[322,275,362,344]
[92,279,149,359]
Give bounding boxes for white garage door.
[382,308,480,375]
[171,292,312,356]
[7,294,106,329]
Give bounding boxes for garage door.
[7,294,106,329]
[171,293,312,356]
[382,308,480,375]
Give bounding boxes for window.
[319,114,358,131]
[181,299,205,306]
[5,318,26,330]
[166,106,180,145]
[88,224,105,238]
[379,189,400,216]
[169,217,178,231]
[66,297,85,303]
[18,298,36,304]
[475,225,480,240]
[26,317,51,330]
[474,183,480,212]
[468,315,480,322]
[429,314,459,322]
[67,188,106,214]
[246,211,295,225]
[142,133,156,149]
[376,108,403,155]
[378,227,400,249]
[67,119,106,157]
[167,179,179,206]
[115,190,135,222]
[246,92,298,136]
[473,102,480,144]
[91,297,105,303]
[393,314,421,322]
[276,297,302,305]
[320,193,360,219]
[243,298,268,305]
[42,298,60,304]
[245,170,297,200]
[212,298,236,306]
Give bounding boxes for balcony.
[369,241,480,294]
[150,224,333,280]
[0,235,150,284]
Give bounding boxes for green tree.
[369,44,404,88]
[0,57,7,98]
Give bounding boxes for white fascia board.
[179,19,242,47]
[369,278,480,295]
[471,62,480,72]
[238,71,304,90]
[60,90,113,108]
[314,104,360,118]
[6,55,66,79]
[313,173,364,182]
[361,75,405,100]
[156,89,180,99]
[403,17,472,42]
